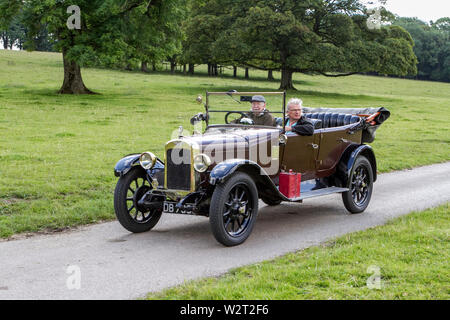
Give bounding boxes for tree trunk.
[2,36,8,50]
[170,61,176,74]
[141,61,149,73]
[188,64,194,75]
[280,68,295,90]
[183,64,187,75]
[152,63,157,71]
[268,70,274,81]
[59,50,94,94]
[233,66,237,78]
[245,67,249,79]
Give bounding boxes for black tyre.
[342,156,373,214]
[114,168,162,233]
[261,197,282,206]
[209,172,259,246]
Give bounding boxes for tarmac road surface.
[0,162,449,300]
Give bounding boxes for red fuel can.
[279,170,301,198]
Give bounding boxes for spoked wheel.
[209,172,259,246]
[342,156,373,214]
[114,168,162,233]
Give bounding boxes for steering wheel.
[225,111,247,124]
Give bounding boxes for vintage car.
[113,91,390,246]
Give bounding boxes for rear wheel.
[114,168,162,233]
[209,172,259,246]
[342,156,373,214]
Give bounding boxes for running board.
[286,187,349,202]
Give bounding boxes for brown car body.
[114,91,390,246]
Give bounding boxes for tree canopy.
[393,17,450,82]
[0,0,186,94]
[184,0,418,89]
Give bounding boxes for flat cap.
[251,95,266,103]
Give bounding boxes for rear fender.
[334,145,377,187]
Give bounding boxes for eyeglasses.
[289,109,302,112]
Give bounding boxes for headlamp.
[194,154,212,173]
[139,152,157,170]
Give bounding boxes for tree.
[0,0,184,94]
[1,8,57,52]
[0,7,26,49]
[432,17,450,32]
[186,0,417,90]
[118,0,185,73]
[394,17,450,82]
[183,0,238,76]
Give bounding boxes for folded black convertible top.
[302,107,390,125]
[302,107,391,143]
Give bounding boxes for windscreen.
[206,92,285,127]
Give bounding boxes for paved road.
[0,162,449,300]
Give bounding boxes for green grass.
[0,50,449,237]
[146,203,450,300]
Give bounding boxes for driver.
[235,95,276,126]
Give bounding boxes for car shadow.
[115,199,350,249]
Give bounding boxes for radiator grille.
[166,148,192,191]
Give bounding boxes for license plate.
[163,201,193,215]
[163,201,180,214]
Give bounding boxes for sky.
[366,0,450,22]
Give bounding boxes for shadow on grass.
[21,88,105,98]
[17,70,397,105]
[21,87,159,103]
[89,67,317,87]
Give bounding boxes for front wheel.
[209,172,259,246]
[114,168,162,233]
[342,156,373,214]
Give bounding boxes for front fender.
[210,159,305,202]
[114,154,165,178]
[209,159,267,185]
[114,154,141,177]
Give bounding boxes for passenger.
[285,98,314,136]
[237,95,276,126]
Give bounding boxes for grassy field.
[146,203,450,300]
[0,50,449,237]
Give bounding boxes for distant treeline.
[392,17,450,83]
